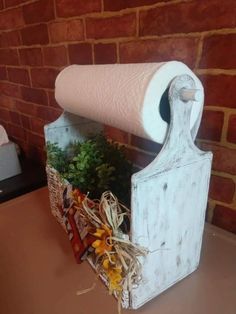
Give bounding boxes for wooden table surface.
[0,187,236,314]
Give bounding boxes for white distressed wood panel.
[131,159,211,308]
[130,75,212,309]
[44,111,103,149]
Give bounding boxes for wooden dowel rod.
[179,88,202,102]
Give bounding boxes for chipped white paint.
[130,75,212,309]
[44,111,103,149]
[44,73,212,310]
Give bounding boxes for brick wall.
[0,0,236,233]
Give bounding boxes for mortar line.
[194,33,204,70]
[116,42,120,63]
[101,0,104,12]
[220,111,230,144]
[91,42,95,64]
[136,9,139,38]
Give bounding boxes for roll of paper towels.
[55,61,203,144]
[0,125,9,146]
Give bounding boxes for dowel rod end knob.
[180,88,203,102]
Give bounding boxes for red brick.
[23,0,55,24]
[200,34,236,69]
[131,135,162,154]
[0,30,21,48]
[37,105,62,122]
[199,142,236,175]
[0,0,3,9]
[0,95,15,110]
[0,66,7,80]
[209,175,235,203]
[35,105,47,120]
[17,140,28,154]
[120,37,198,68]
[0,120,8,130]
[8,67,30,85]
[104,0,165,11]
[9,111,21,125]
[31,68,59,89]
[0,48,19,65]
[94,43,117,64]
[227,114,236,144]
[200,75,236,109]
[49,19,84,43]
[68,43,92,64]
[212,205,236,234]
[8,124,26,141]
[27,132,45,148]
[56,0,101,17]
[86,13,136,39]
[21,86,48,106]
[43,46,68,67]
[22,142,35,159]
[104,125,129,144]
[0,81,21,98]
[40,150,47,164]
[19,48,43,66]
[15,100,38,116]
[5,0,28,7]
[0,7,24,30]
[30,106,45,123]
[197,110,224,142]
[20,115,31,130]
[25,145,46,165]
[47,90,60,108]
[140,0,236,36]
[0,107,11,121]
[31,117,45,135]
[125,147,155,168]
[21,24,49,46]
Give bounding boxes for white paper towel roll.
[55,61,203,144]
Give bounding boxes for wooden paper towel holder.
[44,74,212,309]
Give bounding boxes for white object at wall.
[0,125,9,146]
[0,142,22,181]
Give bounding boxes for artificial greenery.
[46,134,133,205]
[46,142,67,174]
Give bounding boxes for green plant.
[46,142,67,174]
[47,134,133,205]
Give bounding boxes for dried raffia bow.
[75,191,148,312]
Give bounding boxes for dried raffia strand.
[115,245,129,271]
[100,191,130,233]
[81,197,102,226]
[101,193,119,231]
[105,250,116,265]
[118,294,122,314]
[76,282,97,296]
[75,191,148,312]
[76,274,101,296]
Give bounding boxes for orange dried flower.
[103,256,122,293]
[92,225,113,256]
[72,188,86,205]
